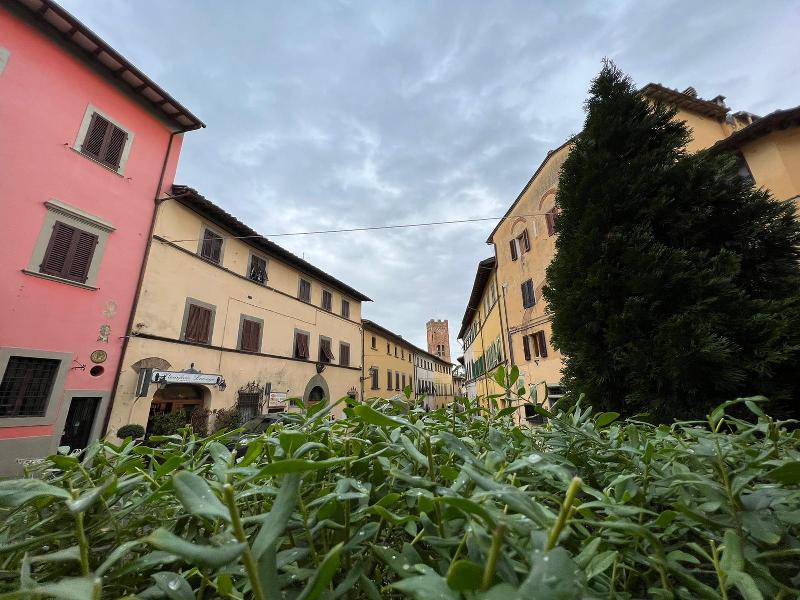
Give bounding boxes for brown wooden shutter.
[186,305,212,343]
[67,230,98,283]
[41,222,76,276]
[81,113,110,159]
[241,319,260,352]
[522,335,531,361]
[201,230,222,263]
[545,208,556,236]
[295,332,309,358]
[104,126,127,168]
[521,229,531,252]
[339,343,350,366]
[509,239,518,261]
[538,331,548,358]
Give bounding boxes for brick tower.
[426,319,451,363]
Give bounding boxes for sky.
[61,0,800,352]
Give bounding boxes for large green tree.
[543,62,800,421]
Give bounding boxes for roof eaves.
[457,257,496,340]
[640,83,729,120]
[171,185,371,302]
[709,105,800,154]
[14,0,204,131]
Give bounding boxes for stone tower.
[426,319,451,363]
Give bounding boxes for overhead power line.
[165,212,553,243]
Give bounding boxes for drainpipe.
[360,324,365,402]
[100,129,185,436]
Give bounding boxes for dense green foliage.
[543,62,800,421]
[115,424,145,440]
[1,384,799,599]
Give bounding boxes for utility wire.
[165,212,553,243]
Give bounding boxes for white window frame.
[72,104,135,175]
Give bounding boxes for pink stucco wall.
[0,7,184,443]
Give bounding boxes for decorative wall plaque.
[90,349,107,364]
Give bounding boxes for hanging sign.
[151,370,226,387]
[269,392,288,405]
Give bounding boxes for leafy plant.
[115,424,144,439]
[0,386,797,599]
[147,409,188,436]
[212,405,243,432]
[189,408,211,437]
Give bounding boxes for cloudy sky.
[62,0,800,351]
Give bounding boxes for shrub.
[0,384,797,598]
[212,405,243,432]
[147,409,188,436]
[115,424,144,439]
[189,408,210,437]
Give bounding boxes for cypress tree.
[543,62,800,421]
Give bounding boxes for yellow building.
[106,185,370,435]
[482,83,800,421]
[361,319,455,409]
[458,257,507,402]
[361,320,416,401]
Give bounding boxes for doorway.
[60,396,100,450]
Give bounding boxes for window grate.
[0,356,60,417]
[237,392,260,422]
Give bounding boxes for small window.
[545,208,557,237]
[39,221,98,283]
[80,112,128,169]
[516,229,531,253]
[387,369,392,388]
[394,346,398,357]
[0,356,60,418]
[521,279,536,309]
[401,349,404,360]
[248,255,267,284]
[239,317,262,353]
[299,278,311,303]
[401,373,406,390]
[509,239,519,261]
[387,343,390,354]
[322,290,333,312]
[339,342,350,367]
[319,337,334,363]
[341,299,350,319]
[237,391,260,421]
[184,303,213,344]
[371,336,377,349]
[200,228,223,264]
[395,372,400,391]
[370,368,379,390]
[294,331,310,359]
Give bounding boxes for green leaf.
[494,365,506,387]
[252,473,301,560]
[391,574,460,600]
[495,406,519,419]
[96,541,142,576]
[0,479,71,508]
[438,496,496,527]
[297,542,343,600]
[586,550,617,580]
[353,404,407,428]
[66,479,113,514]
[16,577,99,600]
[655,510,677,528]
[533,404,553,419]
[726,571,764,600]
[307,397,329,418]
[404,384,413,399]
[447,559,483,591]
[475,583,518,599]
[666,550,700,564]
[508,365,520,387]
[766,461,800,484]
[172,471,230,522]
[29,546,81,564]
[594,412,620,427]
[152,571,193,600]
[279,431,307,455]
[256,456,353,476]
[144,528,245,568]
[720,530,744,573]
[518,547,586,599]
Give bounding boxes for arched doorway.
[308,386,325,404]
[146,384,209,435]
[303,374,329,405]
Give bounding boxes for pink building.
[0,0,203,474]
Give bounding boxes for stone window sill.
[22,269,97,290]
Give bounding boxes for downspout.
[100,129,183,436]
[360,324,365,402]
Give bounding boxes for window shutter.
[104,125,127,168]
[186,304,212,344]
[545,208,556,236]
[339,343,350,366]
[241,319,260,352]
[295,332,309,358]
[538,331,548,358]
[67,230,98,283]
[341,299,350,318]
[41,222,76,276]
[395,372,400,390]
[81,113,110,159]
[521,229,531,252]
[509,239,518,261]
[523,335,531,361]
[387,370,392,388]
[249,255,267,283]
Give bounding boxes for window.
[509,239,519,261]
[322,290,333,311]
[545,208,557,237]
[0,356,60,417]
[248,254,267,284]
[394,346,398,357]
[79,111,129,170]
[319,337,334,363]
[200,228,223,264]
[522,331,548,360]
[371,336,377,349]
[341,299,350,319]
[39,221,98,284]
[401,374,406,390]
[238,317,262,353]
[370,368,379,390]
[517,229,531,253]
[387,343,390,354]
[521,279,536,308]
[294,331,310,359]
[238,391,260,421]
[401,349,404,360]
[395,372,400,391]
[299,278,311,303]
[339,342,350,367]
[387,369,392,388]
[183,302,214,344]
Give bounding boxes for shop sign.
[152,370,225,386]
[268,392,288,405]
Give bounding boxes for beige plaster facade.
[107,187,369,435]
